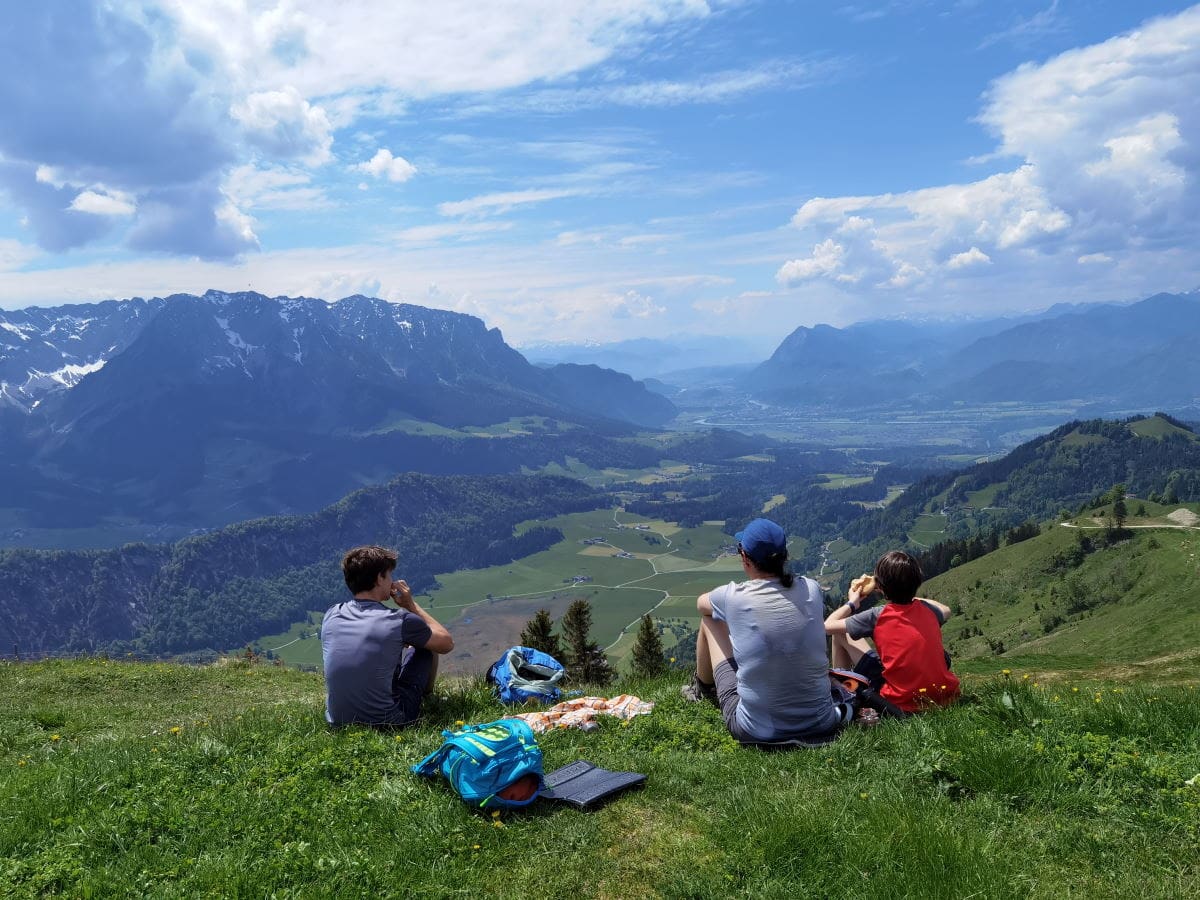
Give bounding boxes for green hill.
[2,659,1199,898]
[928,503,1200,676]
[835,413,1200,592]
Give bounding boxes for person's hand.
[390,579,414,609]
[848,575,880,611]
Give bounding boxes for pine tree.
[560,599,614,685]
[1108,482,1128,532]
[630,614,666,678]
[519,608,564,660]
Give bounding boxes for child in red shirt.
[825,551,959,713]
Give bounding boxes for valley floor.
[2,659,1198,898]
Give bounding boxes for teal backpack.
[412,719,545,810]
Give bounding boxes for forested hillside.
[0,474,603,657]
[832,415,1200,585]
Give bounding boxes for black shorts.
[853,650,886,692]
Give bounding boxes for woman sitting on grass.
[825,550,959,714]
[681,517,850,743]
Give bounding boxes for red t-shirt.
[873,602,960,712]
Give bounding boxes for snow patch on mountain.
[214,317,256,353]
[1,322,32,342]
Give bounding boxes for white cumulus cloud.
[232,87,333,165]
[778,5,1200,312]
[355,149,417,184]
[69,189,136,217]
[946,247,991,270]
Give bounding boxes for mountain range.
[0,291,674,536]
[749,291,1200,410]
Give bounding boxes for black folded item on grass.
[541,761,646,809]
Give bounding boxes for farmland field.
[254,508,745,674]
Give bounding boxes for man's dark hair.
[342,545,398,594]
[874,550,923,604]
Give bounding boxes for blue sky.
[2,1,1199,346]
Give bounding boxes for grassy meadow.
[2,658,1198,898]
[927,504,1200,670]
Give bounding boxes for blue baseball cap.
[734,518,788,566]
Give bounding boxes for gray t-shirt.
[845,601,946,640]
[321,599,432,725]
[709,576,839,741]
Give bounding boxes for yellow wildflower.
[17,760,26,767]
[1001,669,1011,675]
[455,720,465,727]
[169,726,182,734]
[50,734,61,742]
[1072,687,1079,693]
[1022,674,1030,680]
[472,844,481,850]
[491,811,501,819]
[859,792,869,800]
[492,820,505,828]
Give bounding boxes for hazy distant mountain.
[521,335,773,380]
[0,291,674,534]
[752,292,1200,409]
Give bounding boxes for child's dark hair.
[873,551,923,604]
[342,545,398,594]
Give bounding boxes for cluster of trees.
[518,601,614,684]
[916,521,1040,581]
[519,604,670,681]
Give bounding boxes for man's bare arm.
[392,580,454,653]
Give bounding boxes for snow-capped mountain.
[0,298,161,411]
[0,290,675,537]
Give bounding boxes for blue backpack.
[412,719,545,810]
[486,646,566,705]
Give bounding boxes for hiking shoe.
[854,707,881,727]
[680,674,718,704]
[856,686,909,720]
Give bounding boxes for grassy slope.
[2,659,1199,899]
[927,504,1200,676]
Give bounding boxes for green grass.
[1127,414,1198,440]
[761,493,787,512]
[965,481,1005,508]
[2,659,1198,897]
[815,473,873,490]
[927,511,1200,667]
[909,513,948,547]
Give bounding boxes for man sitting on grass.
[681,517,848,743]
[321,545,454,727]
[825,550,959,714]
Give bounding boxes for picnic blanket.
[507,694,654,733]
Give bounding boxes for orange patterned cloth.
[507,694,654,733]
